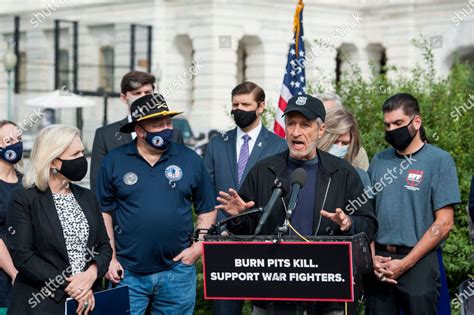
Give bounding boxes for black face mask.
[385,117,418,151]
[57,156,88,182]
[231,109,257,129]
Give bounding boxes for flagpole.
[273,0,306,138]
[294,0,304,57]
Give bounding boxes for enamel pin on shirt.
[123,172,138,185]
[221,131,229,142]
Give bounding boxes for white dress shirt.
[127,114,137,140]
[236,122,263,161]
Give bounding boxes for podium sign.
[202,241,353,302]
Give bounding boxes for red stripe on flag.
[273,96,287,138]
[274,123,285,138]
[278,95,287,111]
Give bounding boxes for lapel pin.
[257,142,262,147]
[222,132,229,141]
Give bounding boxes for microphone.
[286,168,308,219]
[254,178,289,235]
[207,207,264,235]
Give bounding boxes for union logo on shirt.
[404,170,424,191]
[165,165,183,182]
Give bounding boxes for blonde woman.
[0,121,22,311]
[317,108,371,189]
[6,125,111,315]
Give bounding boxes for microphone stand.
[275,223,288,244]
[276,201,293,243]
[193,207,264,241]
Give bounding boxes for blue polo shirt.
[97,141,216,274]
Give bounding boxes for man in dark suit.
[204,81,287,315]
[90,71,183,191]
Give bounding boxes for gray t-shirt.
[356,167,371,193]
[368,144,460,247]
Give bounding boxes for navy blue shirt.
[0,176,22,241]
[0,175,22,307]
[97,141,216,273]
[288,156,318,235]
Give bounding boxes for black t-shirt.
[0,175,22,241]
[0,174,22,307]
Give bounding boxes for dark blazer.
[6,184,112,315]
[90,117,184,191]
[204,126,287,221]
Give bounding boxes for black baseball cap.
[283,94,326,122]
[120,94,183,133]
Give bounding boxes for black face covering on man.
[231,109,257,129]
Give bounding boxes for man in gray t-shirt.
[365,93,460,315]
[369,145,459,247]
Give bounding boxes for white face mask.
[328,144,349,159]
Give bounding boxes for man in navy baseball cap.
[283,93,326,122]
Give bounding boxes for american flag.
[274,0,306,138]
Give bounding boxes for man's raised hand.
[216,188,255,216]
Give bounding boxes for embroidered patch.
[165,165,183,182]
[295,96,307,105]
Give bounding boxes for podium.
[202,233,372,314]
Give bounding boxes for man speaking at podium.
[217,94,377,315]
[204,81,287,315]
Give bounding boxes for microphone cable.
[282,199,309,242]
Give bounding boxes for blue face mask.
[142,128,174,150]
[0,141,23,164]
[328,143,349,159]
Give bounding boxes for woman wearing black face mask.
[0,121,22,313]
[6,125,112,315]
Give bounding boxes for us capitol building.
[0,0,472,151]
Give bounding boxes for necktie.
[237,134,250,184]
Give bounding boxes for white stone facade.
[0,0,472,151]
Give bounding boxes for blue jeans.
[118,263,196,315]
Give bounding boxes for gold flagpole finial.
[293,0,304,57]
